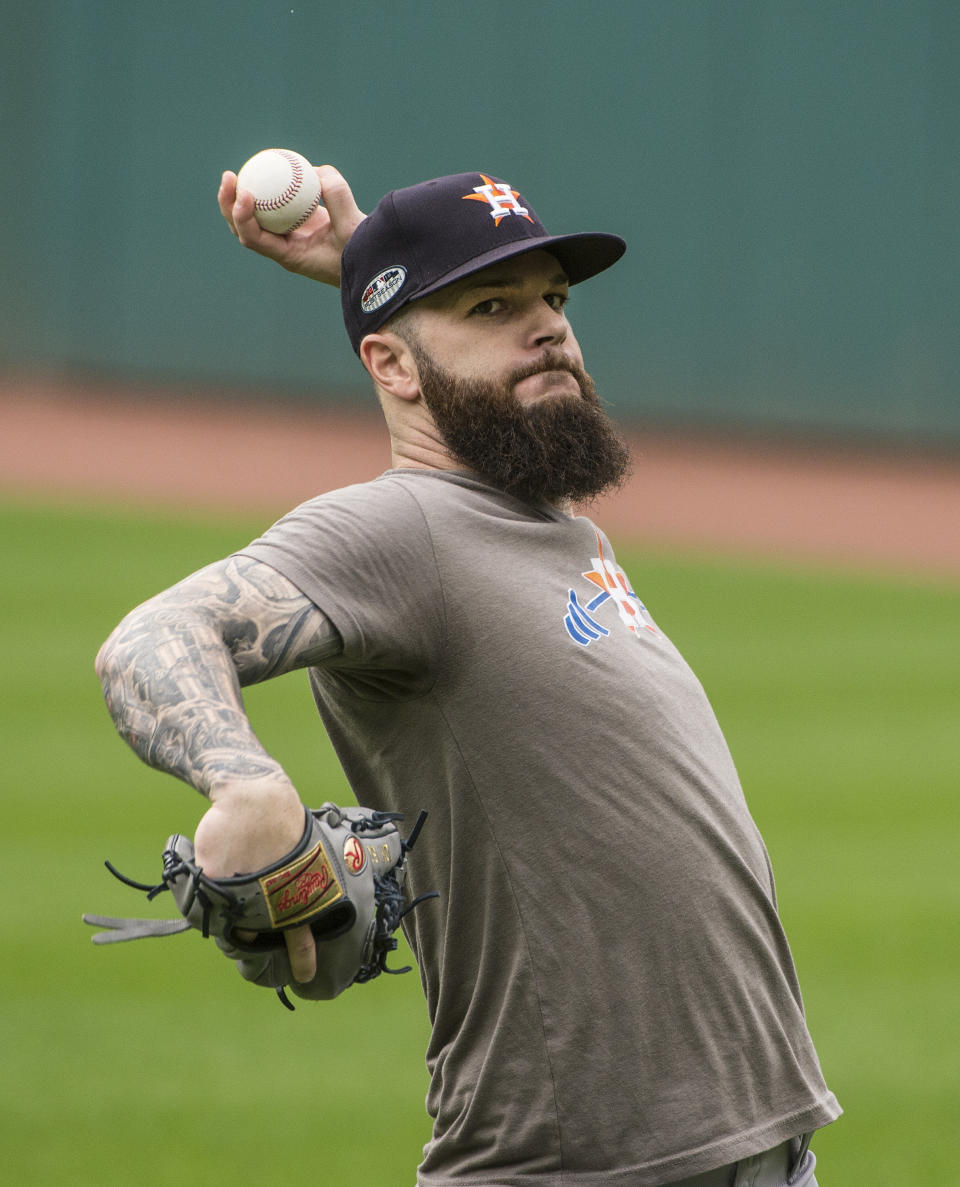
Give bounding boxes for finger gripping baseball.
[82,804,437,1009]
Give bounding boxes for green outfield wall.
[3,1,957,441]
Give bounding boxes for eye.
[469,297,506,316]
[545,292,569,312]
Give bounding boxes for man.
[96,167,840,1186]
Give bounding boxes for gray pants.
[668,1135,817,1187]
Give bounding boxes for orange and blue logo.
[461,175,534,226]
[564,531,657,646]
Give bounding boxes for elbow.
[95,616,126,688]
[94,633,113,688]
[94,627,125,725]
[94,612,142,730]
[95,594,158,690]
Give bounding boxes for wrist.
[206,771,299,806]
[195,779,307,878]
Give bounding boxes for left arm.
[95,554,342,980]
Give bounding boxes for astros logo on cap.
[462,174,534,226]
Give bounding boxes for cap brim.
[411,231,626,304]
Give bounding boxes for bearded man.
[95,169,839,1187]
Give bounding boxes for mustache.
[506,350,599,407]
[507,350,582,386]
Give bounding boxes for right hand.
[193,780,318,983]
[218,163,366,287]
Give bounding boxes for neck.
[378,390,460,473]
[388,435,460,472]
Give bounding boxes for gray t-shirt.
[240,468,840,1186]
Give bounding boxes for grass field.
[1,496,957,1185]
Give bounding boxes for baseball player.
[94,166,840,1185]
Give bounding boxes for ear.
[359,332,421,402]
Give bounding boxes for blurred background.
[2,3,958,1185]
[3,0,958,442]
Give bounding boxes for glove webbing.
[83,854,236,944]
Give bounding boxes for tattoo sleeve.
[95,555,341,796]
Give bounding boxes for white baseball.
[235,148,322,234]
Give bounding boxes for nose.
[529,302,568,349]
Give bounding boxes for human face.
[397,256,631,505]
[404,250,586,404]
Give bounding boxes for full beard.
[413,346,632,506]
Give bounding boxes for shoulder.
[253,473,434,543]
[234,474,446,600]
[263,470,510,537]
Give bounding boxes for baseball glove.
[83,803,436,1010]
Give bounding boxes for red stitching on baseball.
[254,150,319,225]
[285,202,320,230]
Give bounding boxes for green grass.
[1,496,957,1184]
[631,553,960,1184]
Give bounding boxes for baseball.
[235,148,322,234]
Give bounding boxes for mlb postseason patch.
[361,265,407,313]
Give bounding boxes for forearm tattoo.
[96,556,341,795]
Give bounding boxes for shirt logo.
[462,174,534,226]
[564,531,657,647]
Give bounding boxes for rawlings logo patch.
[343,835,366,876]
[361,265,407,313]
[260,839,343,927]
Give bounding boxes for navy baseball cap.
[340,172,626,354]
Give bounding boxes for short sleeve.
[236,475,446,685]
